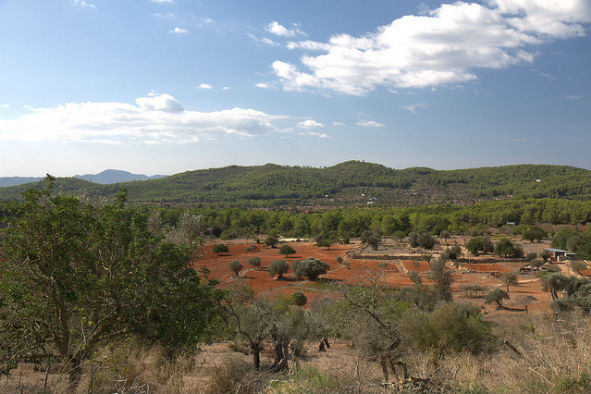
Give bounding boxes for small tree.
[265,235,279,248]
[541,249,552,262]
[336,256,344,263]
[213,243,229,255]
[485,288,510,309]
[199,266,211,279]
[229,260,243,277]
[292,291,307,307]
[570,260,586,275]
[279,244,296,258]
[292,257,330,281]
[542,273,569,300]
[526,252,537,261]
[268,259,289,279]
[500,272,519,292]
[495,238,517,258]
[248,256,261,268]
[361,230,382,250]
[440,230,451,245]
[418,233,436,249]
[408,271,422,285]
[522,226,546,243]
[430,255,454,301]
[443,245,462,260]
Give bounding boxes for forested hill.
[0,161,588,207]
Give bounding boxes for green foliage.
[361,230,381,250]
[336,256,344,263]
[268,259,289,279]
[265,234,279,248]
[485,288,510,308]
[494,238,523,258]
[0,179,222,380]
[526,252,537,261]
[499,272,519,292]
[522,225,546,242]
[247,256,261,267]
[443,245,463,260]
[2,163,588,210]
[269,366,343,394]
[409,232,436,249]
[401,302,496,355]
[465,236,494,255]
[279,244,296,257]
[213,243,229,254]
[292,258,330,281]
[430,255,454,301]
[292,291,307,307]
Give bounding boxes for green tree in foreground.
[292,291,308,307]
[0,178,222,383]
[279,244,296,258]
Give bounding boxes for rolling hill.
[0,161,588,207]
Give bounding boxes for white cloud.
[332,121,345,126]
[401,103,427,114]
[198,83,212,89]
[563,94,583,100]
[255,82,270,89]
[248,33,279,46]
[169,27,190,35]
[72,0,95,8]
[0,104,9,109]
[273,1,589,94]
[356,120,383,128]
[151,0,174,3]
[266,21,305,37]
[307,131,329,138]
[0,93,284,144]
[222,86,230,90]
[297,119,324,129]
[152,12,174,18]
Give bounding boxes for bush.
[245,244,258,253]
[292,291,307,307]
[213,243,229,254]
[268,259,289,279]
[292,258,330,281]
[207,357,253,394]
[401,302,496,355]
[336,256,344,263]
[443,245,463,260]
[526,252,537,261]
[279,244,296,257]
[247,256,261,268]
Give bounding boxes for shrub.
[207,357,253,394]
[401,302,496,355]
[245,244,258,253]
[247,257,261,268]
[213,244,229,254]
[292,258,330,281]
[279,244,296,258]
[268,259,289,279]
[336,256,344,263]
[526,252,537,261]
[292,291,307,307]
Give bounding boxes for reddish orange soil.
[192,241,560,312]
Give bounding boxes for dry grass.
[1,312,589,393]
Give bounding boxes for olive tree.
[485,288,510,309]
[0,179,222,383]
[229,260,243,277]
[279,244,296,258]
[500,272,519,292]
[292,257,330,281]
[268,259,289,279]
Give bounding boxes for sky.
[0,0,589,177]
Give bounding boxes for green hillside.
[0,161,588,207]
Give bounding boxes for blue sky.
[0,0,589,176]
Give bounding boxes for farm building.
[543,248,575,261]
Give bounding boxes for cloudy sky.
[0,0,589,176]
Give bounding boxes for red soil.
[192,242,556,312]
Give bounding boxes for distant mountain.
[74,169,165,184]
[0,177,44,187]
[0,162,588,207]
